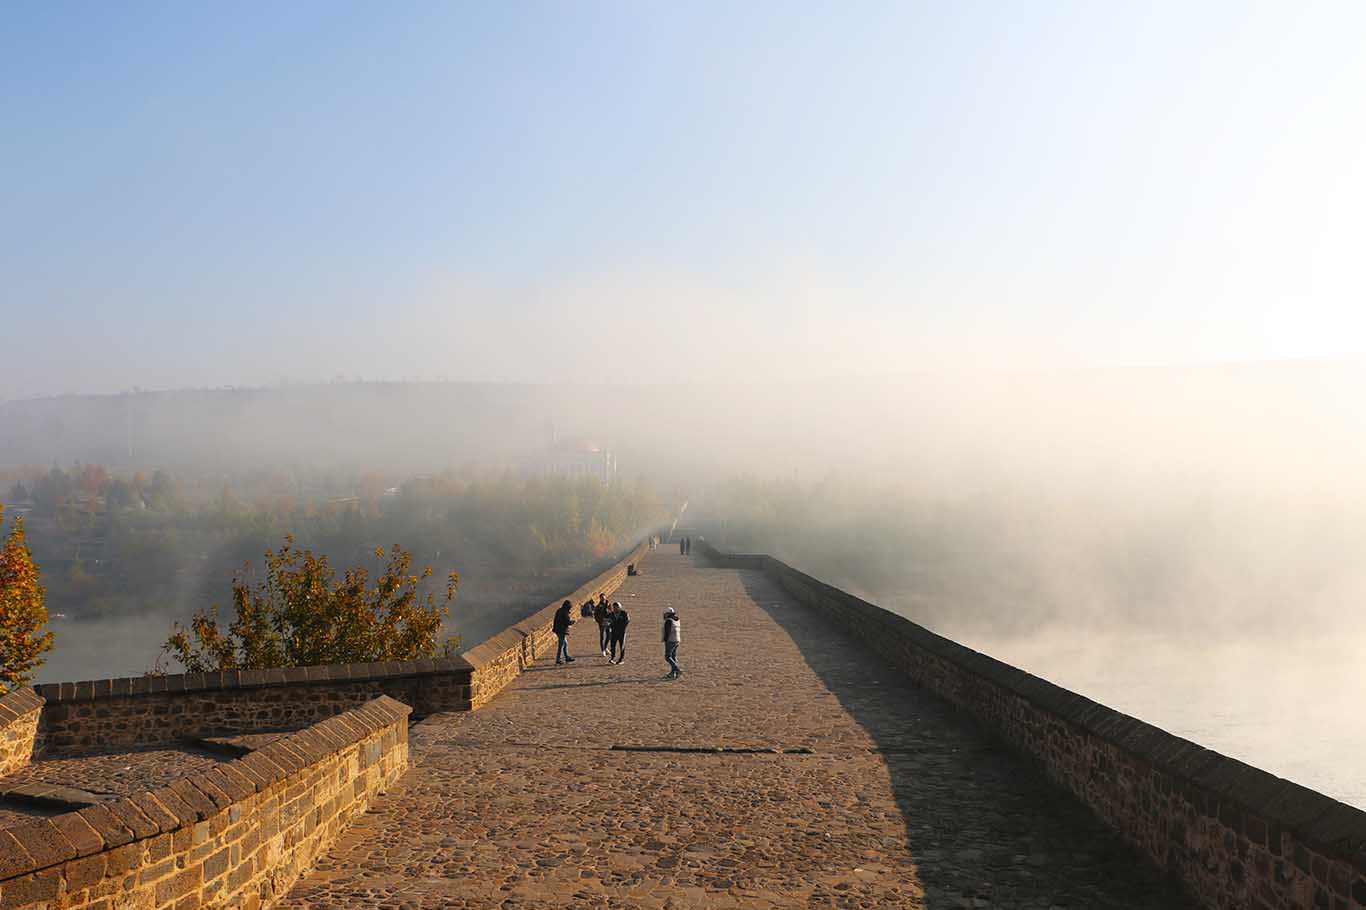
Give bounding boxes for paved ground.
[0,745,229,829]
[281,551,1197,910]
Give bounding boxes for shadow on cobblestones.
[530,678,660,692]
[739,570,1196,910]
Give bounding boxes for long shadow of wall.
[736,568,1196,910]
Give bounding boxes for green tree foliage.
[8,461,668,625]
[0,505,54,689]
[163,536,458,672]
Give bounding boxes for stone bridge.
[5,542,1362,910]
[276,549,1192,910]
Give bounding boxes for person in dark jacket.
[593,597,611,656]
[608,601,630,664]
[552,599,575,665]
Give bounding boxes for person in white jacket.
[662,607,682,679]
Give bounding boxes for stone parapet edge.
[32,531,668,707]
[0,695,411,889]
[0,687,43,728]
[697,539,1366,909]
[0,687,43,777]
[32,657,473,706]
[460,537,655,670]
[457,537,653,709]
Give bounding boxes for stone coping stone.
[699,539,1366,862]
[0,695,411,881]
[32,657,473,706]
[0,687,44,724]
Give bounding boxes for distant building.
[523,437,616,483]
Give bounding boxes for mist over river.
[890,605,1366,811]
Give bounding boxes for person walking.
[594,596,611,656]
[662,607,681,679]
[553,599,576,665]
[679,537,685,556]
[608,601,630,664]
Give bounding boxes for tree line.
[0,463,667,684]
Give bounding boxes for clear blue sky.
[3,1,1364,396]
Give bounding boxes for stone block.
[0,830,36,878]
[1,869,61,906]
[103,841,142,877]
[107,799,160,840]
[50,812,105,858]
[8,818,77,869]
[77,804,135,848]
[65,852,108,891]
[167,780,218,822]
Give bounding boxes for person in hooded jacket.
[608,601,630,664]
[552,599,576,665]
[661,607,681,679]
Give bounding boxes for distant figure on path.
[679,538,685,556]
[662,607,681,679]
[608,601,630,664]
[594,597,611,656]
[553,599,576,665]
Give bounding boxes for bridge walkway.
[280,550,1194,909]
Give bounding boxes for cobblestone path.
[281,551,1196,910]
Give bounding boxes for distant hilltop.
[3,361,1364,482]
[0,382,629,475]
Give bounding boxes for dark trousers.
[609,633,626,661]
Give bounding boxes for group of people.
[678,536,692,556]
[590,593,630,663]
[551,595,682,679]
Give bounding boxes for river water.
[943,625,1366,811]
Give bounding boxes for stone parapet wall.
[33,660,470,757]
[696,540,1366,910]
[0,695,409,910]
[461,539,652,708]
[0,688,42,777]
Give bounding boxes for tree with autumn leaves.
[0,505,54,690]
[163,535,458,672]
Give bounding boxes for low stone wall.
[0,688,42,776]
[0,695,409,910]
[697,540,1366,910]
[33,659,471,757]
[462,539,652,708]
